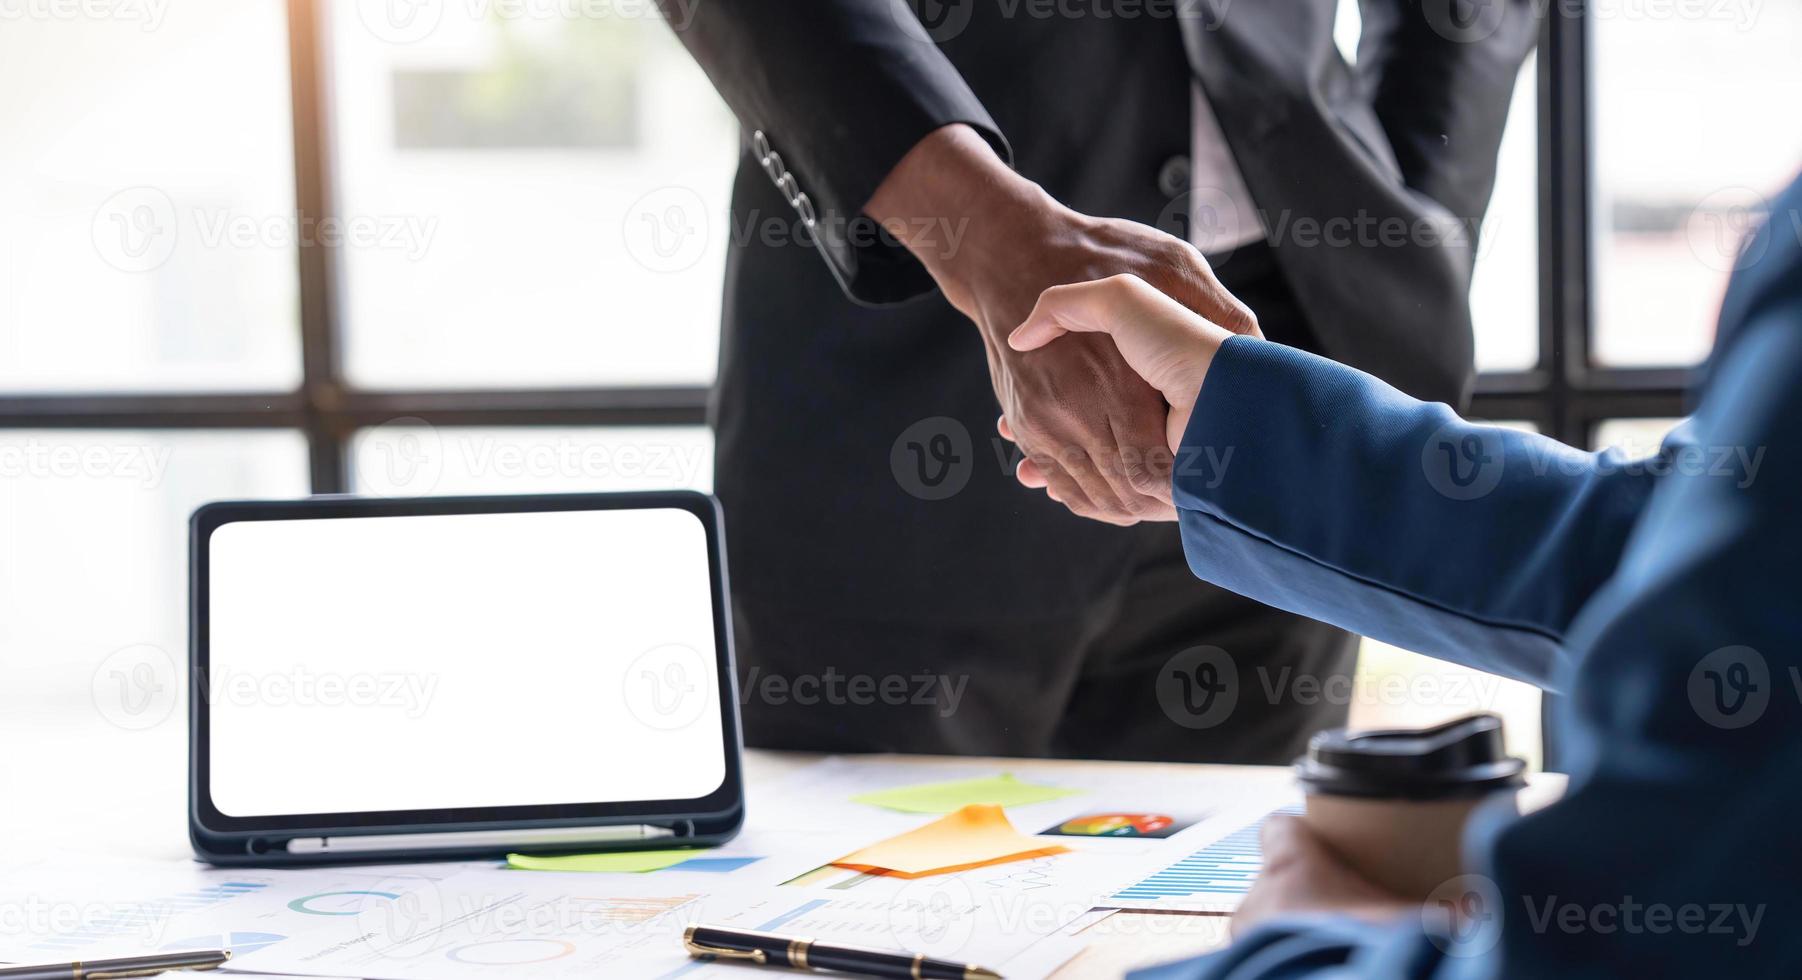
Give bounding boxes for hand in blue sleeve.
[1005,172,1802,978]
[1007,272,1693,691]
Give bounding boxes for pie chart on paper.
[446,938,577,965]
[287,889,401,915]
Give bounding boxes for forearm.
[654,0,1009,304]
[864,124,1064,323]
[1153,185,1802,980]
[1172,337,1663,690]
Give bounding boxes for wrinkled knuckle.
[1127,467,1165,496]
[1227,305,1260,334]
[1122,496,1158,519]
[1067,500,1101,520]
[1161,241,1206,281]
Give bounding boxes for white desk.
[0,705,1261,978]
[1,706,1554,978]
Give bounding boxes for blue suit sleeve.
[1171,338,1702,690]
[1144,175,1802,979]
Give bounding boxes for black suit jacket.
[660,0,1537,621]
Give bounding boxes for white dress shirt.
[1189,81,1266,255]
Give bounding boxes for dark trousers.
[725,243,1359,765]
[735,527,1356,765]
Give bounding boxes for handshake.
[867,125,1261,524]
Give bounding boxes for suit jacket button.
[1158,155,1191,198]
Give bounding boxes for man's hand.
[1232,815,1413,937]
[1008,273,1239,450]
[865,125,1258,525]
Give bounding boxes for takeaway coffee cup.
[1295,713,1525,899]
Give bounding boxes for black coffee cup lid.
[1295,713,1526,800]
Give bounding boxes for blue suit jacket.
[1141,173,1802,978]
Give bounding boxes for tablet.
[188,492,744,865]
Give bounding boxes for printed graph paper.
[1108,805,1304,912]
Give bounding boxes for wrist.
[864,124,1056,316]
[1162,344,1224,455]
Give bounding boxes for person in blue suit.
[999,171,1802,976]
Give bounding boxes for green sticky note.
[507,849,702,873]
[850,774,1083,814]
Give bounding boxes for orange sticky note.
[831,804,1069,878]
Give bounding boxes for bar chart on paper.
[0,857,442,964]
[26,881,273,954]
[1106,806,1303,912]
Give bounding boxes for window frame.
[0,1,1697,767]
[0,0,712,492]
[1476,3,1692,448]
[0,2,1689,473]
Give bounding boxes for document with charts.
[0,853,458,965]
[224,869,1096,980]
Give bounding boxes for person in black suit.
[654,0,1537,763]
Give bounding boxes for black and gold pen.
[684,925,1002,980]
[0,949,230,980]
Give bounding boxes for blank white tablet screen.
[206,507,726,817]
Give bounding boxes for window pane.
[1352,640,1543,772]
[1593,417,1683,454]
[1592,6,1802,367]
[350,425,713,496]
[0,431,309,717]
[0,3,301,392]
[329,4,738,389]
[1472,55,1540,373]
[1334,3,1537,374]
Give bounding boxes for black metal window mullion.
[1543,1,1587,448]
[1530,2,1691,769]
[287,0,346,495]
[1530,0,1592,772]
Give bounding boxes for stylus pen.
[685,925,1002,980]
[0,948,230,979]
[286,823,675,854]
